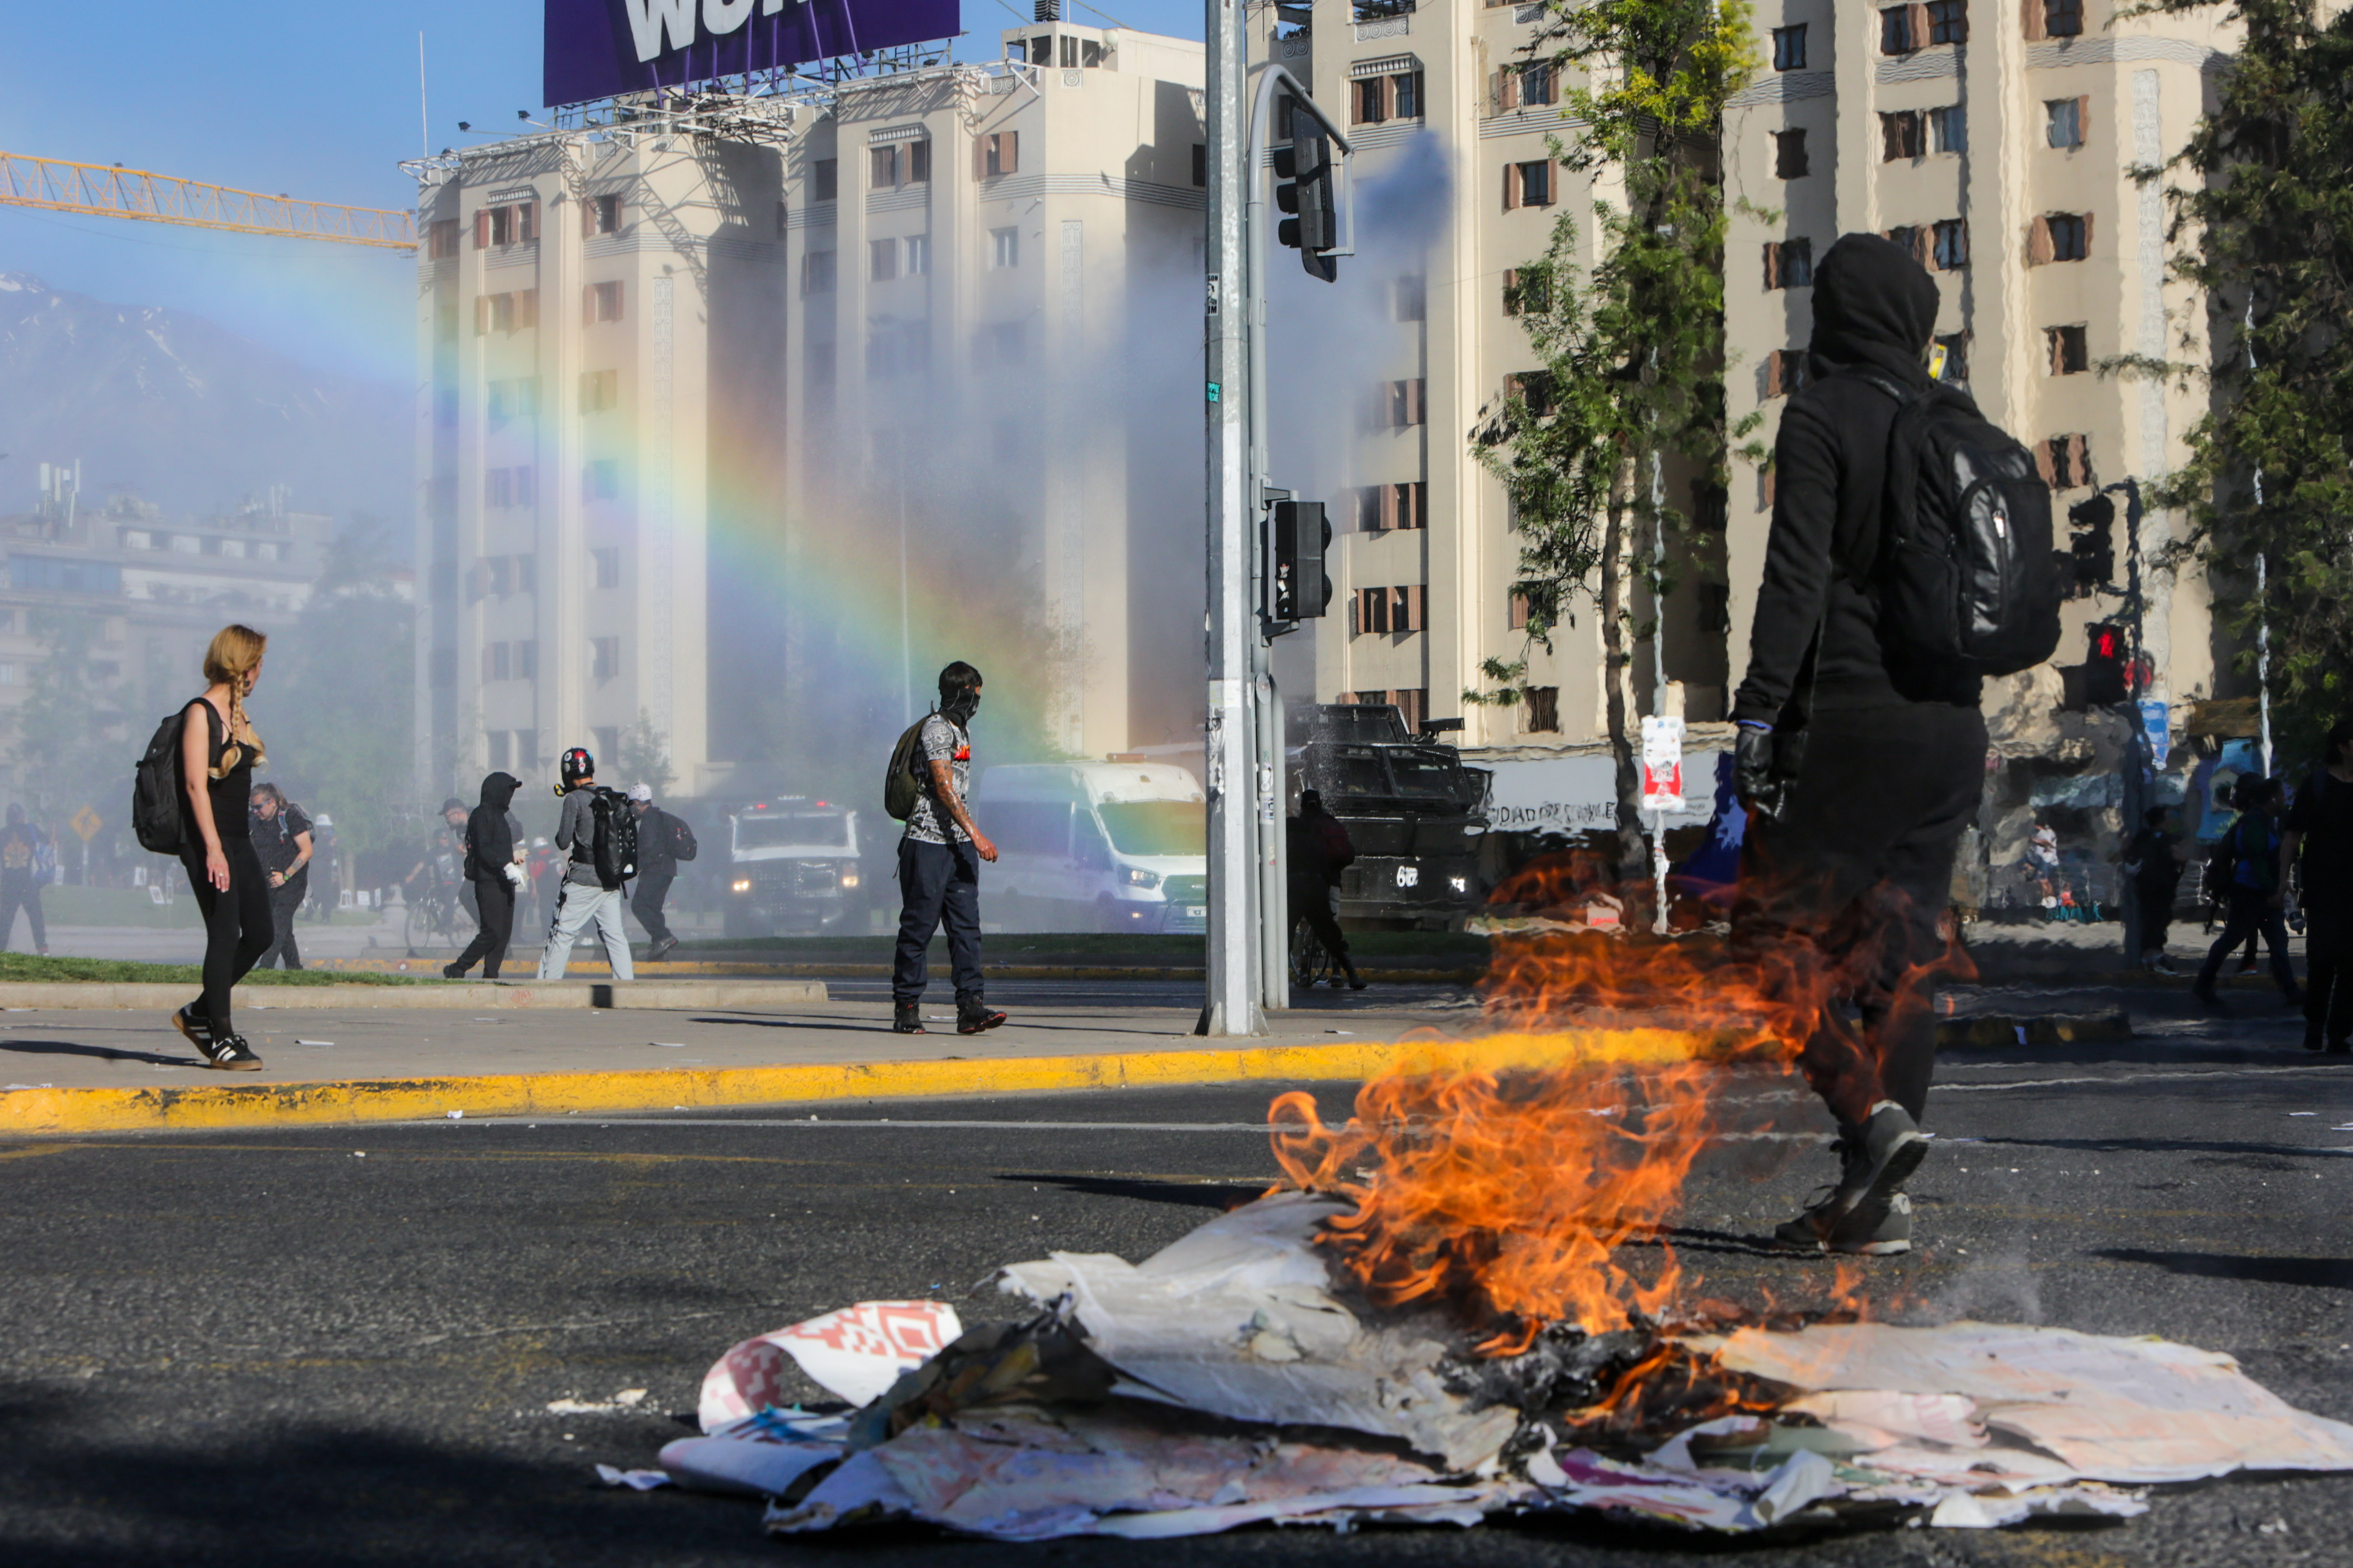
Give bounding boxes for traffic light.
[2085,621,2128,706]
[2067,493,2115,599]
[1271,500,1332,622]
[1272,123,1339,283]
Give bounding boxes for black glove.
[1735,724,1806,824]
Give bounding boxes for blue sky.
[0,0,1200,382]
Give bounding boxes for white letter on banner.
[705,0,755,32]
[622,0,698,63]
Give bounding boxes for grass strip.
[0,954,427,987]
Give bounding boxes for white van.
[974,762,1207,932]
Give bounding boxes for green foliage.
[259,519,417,860]
[2130,0,2353,754]
[611,710,677,798]
[13,607,129,824]
[1468,0,1761,704]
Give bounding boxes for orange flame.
[1270,861,1966,1350]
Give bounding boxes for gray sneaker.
[1772,1103,1927,1252]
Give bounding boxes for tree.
[2129,0,2353,758]
[261,519,416,863]
[611,710,677,799]
[14,607,131,862]
[1468,0,1762,874]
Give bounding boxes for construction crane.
[0,150,413,251]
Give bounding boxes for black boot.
[892,1001,925,1034]
[957,999,1008,1035]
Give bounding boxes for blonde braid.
[208,675,266,779]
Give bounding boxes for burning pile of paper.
[615,1193,2353,1541]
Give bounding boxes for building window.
[1386,378,1426,427]
[1494,63,1558,111]
[593,193,622,234]
[802,250,837,294]
[1503,370,1556,416]
[2034,0,2084,40]
[1773,129,1809,179]
[516,641,538,680]
[1886,225,1924,265]
[871,237,899,282]
[813,158,838,200]
[1880,109,1925,161]
[2038,434,2093,490]
[1502,266,1550,315]
[483,643,512,682]
[593,547,622,589]
[584,280,624,324]
[2047,324,2089,375]
[1504,160,1553,210]
[1764,349,1808,398]
[475,203,535,248]
[1192,143,1206,187]
[871,144,900,189]
[1930,105,1967,153]
[981,132,1018,178]
[1361,481,1428,531]
[427,219,460,258]
[1509,592,1531,630]
[483,467,535,508]
[1392,71,1422,119]
[583,459,620,502]
[1763,238,1813,289]
[1524,686,1560,733]
[1353,585,1426,636]
[1927,0,1968,45]
[1394,274,1426,321]
[1771,24,1808,70]
[593,726,620,759]
[591,639,620,682]
[1933,218,1970,269]
[580,368,619,414]
[476,291,537,334]
[1354,73,1424,125]
[990,227,1020,268]
[2046,96,2087,149]
[517,556,537,597]
[1880,4,1919,54]
[2031,212,2091,263]
[489,731,511,770]
[904,234,930,275]
[486,558,513,598]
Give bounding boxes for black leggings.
[179,839,274,1037]
[450,875,515,979]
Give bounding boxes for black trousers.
[449,875,515,979]
[1734,704,1987,1130]
[2135,884,2175,956]
[893,838,983,1006]
[259,874,307,968]
[178,839,273,1037]
[1288,874,1351,965]
[2197,887,2298,999]
[0,872,45,952]
[2308,907,2353,1045]
[632,868,676,947]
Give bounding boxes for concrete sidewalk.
[0,995,1450,1137]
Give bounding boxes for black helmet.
[559,747,594,792]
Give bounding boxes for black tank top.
[187,699,252,841]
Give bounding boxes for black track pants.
[893,838,983,1006]
[449,875,516,979]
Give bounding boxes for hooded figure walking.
[445,771,524,980]
[1731,234,1990,1258]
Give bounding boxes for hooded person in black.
[1731,234,1988,1258]
[446,771,524,980]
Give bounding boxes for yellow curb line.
[0,1028,1701,1137]
[309,958,1483,984]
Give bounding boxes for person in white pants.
[536,746,635,982]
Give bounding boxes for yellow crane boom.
[0,150,414,251]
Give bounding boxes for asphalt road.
[5,1027,2353,1567]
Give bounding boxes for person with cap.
[627,782,697,963]
[537,747,634,981]
[445,771,524,980]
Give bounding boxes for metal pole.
[2245,301,2274,777]
[1648,447,1669,935]
[1247,68,1284,1014]
[899,465,912,726]
[1199,0,1261,1036]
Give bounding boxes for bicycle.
[403,879,467,957]
[1290,911,1339,990]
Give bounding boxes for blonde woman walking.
[172,625,275,1070]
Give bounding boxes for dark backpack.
[132,708,192,854]
[671,815,698,862]
[884,717,930,822]
[588,787,639,888]
[1862,377,2062,680]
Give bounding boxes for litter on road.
[611,1194,2353,1542]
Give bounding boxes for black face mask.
[941,688,982,726]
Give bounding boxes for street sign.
[70,805,102,842]
[543,0,959,106]
[1640,716,1685,812]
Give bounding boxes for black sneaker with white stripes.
[204,1033,263,1071]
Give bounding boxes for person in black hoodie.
[445,772,524,980]
[1731,234,1987,1258]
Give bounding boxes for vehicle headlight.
[731,878,752,893]
[839,871,860,889]
[1122,867,1161,889]
[1395,865,1419,888]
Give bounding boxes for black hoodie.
[464,772,523,883]
[1731,234,1981,724]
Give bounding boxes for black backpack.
[884,717,931,821]
[587,787,639,888]
[1862,376,2062,679]
[132,708,192,854]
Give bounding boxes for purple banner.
[545,0,962,107]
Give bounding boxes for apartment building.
[415,25,1210,801]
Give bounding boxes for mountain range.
[0,272,409,531]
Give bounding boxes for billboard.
[545,0,962,107]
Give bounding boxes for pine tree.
[1468,0,1761,874]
